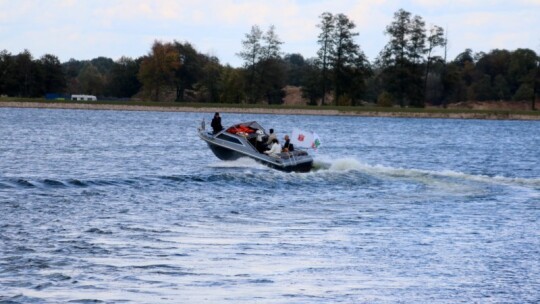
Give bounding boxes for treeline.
[1,8,538,108]
[0,51,142,100]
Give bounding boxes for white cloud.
[1,0,539,65]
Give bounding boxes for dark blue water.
[1,108,539,303]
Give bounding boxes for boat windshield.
[227,124,255,134]
[226,121,265,135]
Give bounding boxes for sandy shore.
[1,101,539,120]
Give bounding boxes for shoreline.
[1,101,539,120]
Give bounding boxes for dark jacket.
[211,117,223,134]
[283,140,294,152]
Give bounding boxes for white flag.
[291,128,322,150]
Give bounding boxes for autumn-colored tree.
[138,41,181,101]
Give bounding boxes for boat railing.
[197,119,206,132]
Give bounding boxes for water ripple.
[0,109,538,303]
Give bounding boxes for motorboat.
[198,120,313,172]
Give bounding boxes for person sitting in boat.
[264,138,281,157]
[265,128,277,148]
[211,112,223,134]
[282,135,294,152]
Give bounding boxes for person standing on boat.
[264,138,281,157]
[282,135,294,152]
[211,112,223,134]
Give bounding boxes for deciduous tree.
[198,55,221,103]
[14,50,36,97]
[173,41,205,101]
[78,63,104,96]
[138,41,181,101]
[109,56,141,98]
[219,66,245,104]
[37,54,65,95]
[0,50,17,96]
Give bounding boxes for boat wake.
[2,157,537,197]
[313,156,540,189]
[203,155,540,189]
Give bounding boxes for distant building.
[45,93,68,100]
[71,94,97,101]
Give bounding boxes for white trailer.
[71,94,97,101]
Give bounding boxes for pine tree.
[316,12,335,105]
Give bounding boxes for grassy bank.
[1,97,539,120]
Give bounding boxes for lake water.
[0,108,539,303]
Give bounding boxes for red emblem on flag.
[298,134,305,141]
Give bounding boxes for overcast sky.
[1,0,539,67]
